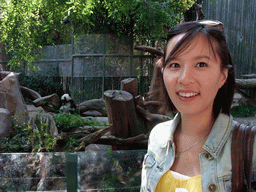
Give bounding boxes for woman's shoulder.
[149,119,176,138]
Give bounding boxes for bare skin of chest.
[171,133,207,177]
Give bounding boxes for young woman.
[140,21,256,191]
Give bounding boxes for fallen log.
[60,126,107,138]
[76,98,107,116]
[21,86,41,101]
[74,125,112,151]
[32,93,61,112]
[95,134,148,149]
[136,105,171,130]
[236,78,256,89]
[135,95,163,114]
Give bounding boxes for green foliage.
[20,72,63,97]
[0,113,106,153]
[0,117,32,153]
[0,0,195,69]
[231,104,256,117]
[52,112,106,132]
[64,136,80,151]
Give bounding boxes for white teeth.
[178,92,199,97]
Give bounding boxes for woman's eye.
[167,63,180,68]
[196,62,207,68]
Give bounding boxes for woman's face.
[163,34,228,117]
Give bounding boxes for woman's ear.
[219,68,228,89]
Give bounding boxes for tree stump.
[104,90,147,149]
[120,78,138,98]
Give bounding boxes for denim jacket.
[140,113,256,192]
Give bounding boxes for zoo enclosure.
[32,34,156,103]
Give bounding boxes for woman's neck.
[179,110,216,137]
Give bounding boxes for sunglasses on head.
[198,20,224,30]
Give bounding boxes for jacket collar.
[203,113,233,158]
[164,112,233,158]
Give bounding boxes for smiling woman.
[162,33,228,119]
[140,21,256,192]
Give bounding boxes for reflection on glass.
[0,150,146,191]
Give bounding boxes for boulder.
[0,72,29,126]
[0,108,12,138]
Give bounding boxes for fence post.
[67,153,78,192]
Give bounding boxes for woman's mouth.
[177,92,200,98]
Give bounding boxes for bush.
[231,104,256,117]
[52,112,106,132]
[0,117,32,153]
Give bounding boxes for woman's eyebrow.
[193,55,211,60]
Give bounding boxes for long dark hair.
[151,21,236,117]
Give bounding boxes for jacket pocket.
[220,175,232,191]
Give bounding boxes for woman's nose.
[178,67,194,85]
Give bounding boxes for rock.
[0,72,29,126]
[0,108,12,138]
[28,111,58,137]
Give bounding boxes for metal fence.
[32,34,155,103]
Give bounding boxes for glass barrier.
[0,150,147,191]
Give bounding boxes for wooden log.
[74,126,111,151]
[21,86,41,100]
[236,79,256,89]
[241,74,256,78]
[60,126,107,138]
[76,98,107,116]
[120,78,138,98]
[133,41,163,56]
[104,90,147,140]
[95,134,148,149]
[136,105,171,131]
[32,93,61,112]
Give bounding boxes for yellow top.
[155,170,202,192]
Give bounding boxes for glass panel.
[74,34,105,54]
[106,35,132,54]
[0,152,67,191]
[105,57,130,77]
[0,150,147,191]
[73,57,104,78]
[78,150,146,191]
